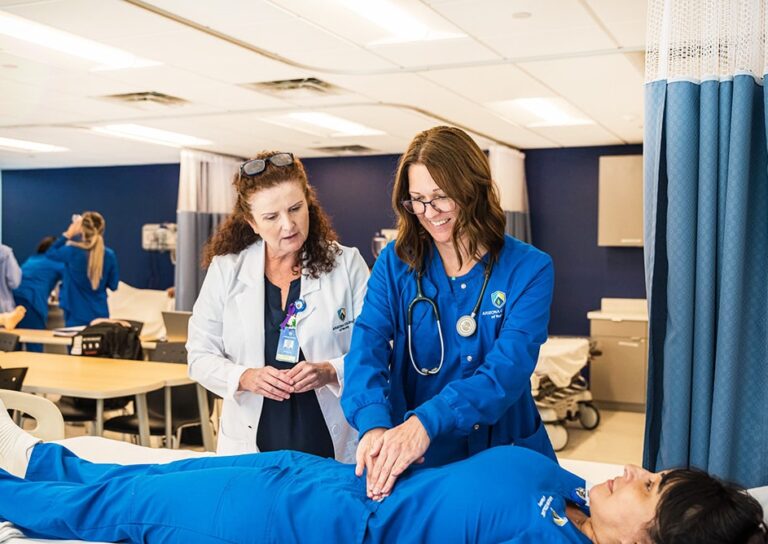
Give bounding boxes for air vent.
[312,144,376,155]
[99,92,189,110]
[243,77,344,98]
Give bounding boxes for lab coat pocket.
[216,415,256,455]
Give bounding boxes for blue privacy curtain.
[644,0,768,487]
[175,150,241,311]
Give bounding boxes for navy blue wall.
[526,144,646,336]
[2,164,179,289]
[303,154,400,266]
[1,145,646,335]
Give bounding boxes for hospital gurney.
[532,337,600,451]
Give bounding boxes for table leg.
[134,393,151,447]
[94,399,104,436]
[196,384,215,452]
[164,386,172,447]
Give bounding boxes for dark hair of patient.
[650,468,767,544]
[36,236,57,254]
[202,151,340,278]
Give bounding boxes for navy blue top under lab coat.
[342,235,556,467]
[12,255,64,328]
[45,235,119,327]
[4,443,590,543]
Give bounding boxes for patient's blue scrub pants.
[0,443,374,543]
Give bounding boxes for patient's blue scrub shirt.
[45,235,119,326]
[343,235,556,467]
[1,444,590,543]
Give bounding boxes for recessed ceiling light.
[0,11,160,70]
[90,124,212,148]
[265,112,385,137]
[0,136,68,153]
[489,97,595,127]
[339,0,465,44]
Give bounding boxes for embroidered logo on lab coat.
[337,307,347,321]
[550,508,569,527]
[491,290,506,308]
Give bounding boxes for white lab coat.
[187,240,369,462]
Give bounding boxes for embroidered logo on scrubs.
[550,508,569,527]
[490,290,506,308]
[575,487,588,503]
[337,307,347,321]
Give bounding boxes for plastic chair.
[103,342,215,448]
[0,389,65,441]
[0,332,20,352]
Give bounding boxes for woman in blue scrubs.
[342,126,555,499]
[46,212,119,327]
[0,405,763,544]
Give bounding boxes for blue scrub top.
[343,235,556,467]
[12,255,64,327]
[45,236,119,327]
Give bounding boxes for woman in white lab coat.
[187,151,369,461]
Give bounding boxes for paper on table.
[52,326,86,337]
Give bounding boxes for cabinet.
[587,298,648,412]
[597,155,643,247]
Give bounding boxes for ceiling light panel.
[0,10,161,70]
[0,136,68,153]
[90,124,213,148]
[264,112,385,137]
[488,97,595,127]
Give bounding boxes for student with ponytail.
[47,212,119,327]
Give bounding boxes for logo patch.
[575,487,588,502]
[337,307,346,321]
[550,508,568,527]
[491,290,506,308]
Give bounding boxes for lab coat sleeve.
[326,247,370,398]
[341,246,397,436]
[4,247,21,290]
[187,257,248,401]
[409,254,554,440]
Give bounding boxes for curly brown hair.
[202,151,340,278]
[392,126,506,272]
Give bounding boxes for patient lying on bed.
[0,402,764,544]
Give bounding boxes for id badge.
[276,326,300,363]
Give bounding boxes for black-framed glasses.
[240,152,294,177]
[401,196,456,215]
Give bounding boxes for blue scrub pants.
[0,443,314,543]
[14,305,45,352]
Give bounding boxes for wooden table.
[0,352,215,451]
[14,328,158,351]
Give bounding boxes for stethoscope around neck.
[407,258,494,376]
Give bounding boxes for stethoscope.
[407,258,494,376]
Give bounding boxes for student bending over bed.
[0,402,764,544]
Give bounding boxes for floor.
[62,408,646,465]
[558,409,645,466]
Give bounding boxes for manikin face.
[406,163,458,247]
[247,180,309,259]
[588,464,665,543]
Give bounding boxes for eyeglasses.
[240,152,294,177]
[401,196,456,215]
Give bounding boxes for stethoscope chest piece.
[456,315,477,337]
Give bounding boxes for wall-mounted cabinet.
[597,155,643,247]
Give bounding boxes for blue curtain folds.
[644,74,768,487]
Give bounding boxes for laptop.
[161,311,192,342]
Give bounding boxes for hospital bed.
[0,391,765,543]
[533,337,600,451]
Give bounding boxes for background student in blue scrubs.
[46,212,119,327]
[342,126,555,499]
[12,236,64,350]
[0,402,763,544]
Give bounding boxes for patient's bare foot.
[2,306,25,330]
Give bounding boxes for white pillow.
[748,485,768,521]
[107,281,174,339]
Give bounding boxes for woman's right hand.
[238,367,294,401]
[355,427,387,481]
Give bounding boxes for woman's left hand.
[368,416,430,499]
[284,361,337,393]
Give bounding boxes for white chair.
[0,390,65,441]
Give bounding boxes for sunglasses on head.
[240,152,294,177]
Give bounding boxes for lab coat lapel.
[297,271,320,323]
[234,241,266,367]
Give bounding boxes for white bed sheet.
[6,441,764,543]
